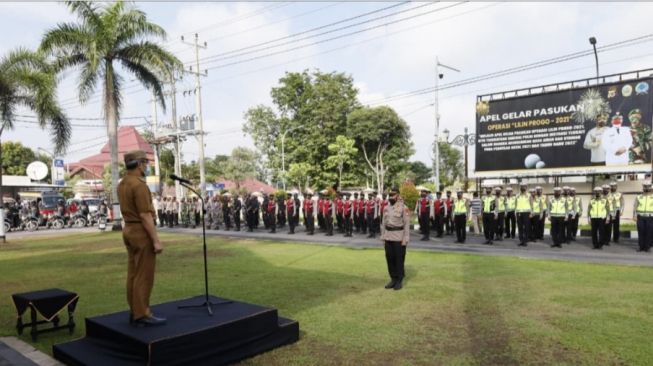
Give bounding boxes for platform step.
[53,296,299,366]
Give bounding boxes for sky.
[2,1,653,176]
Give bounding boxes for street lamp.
[433,57,460,192]
[441,127,476,192]
[280,125,304,191]
[589,36,599,81]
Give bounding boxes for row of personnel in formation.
[413,182,652,252]
[151,181,653,253]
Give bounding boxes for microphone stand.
[176,181,231,316]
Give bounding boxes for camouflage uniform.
[628,108,652,163]
[180,198,191,228]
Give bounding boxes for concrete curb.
[0,337,62,366]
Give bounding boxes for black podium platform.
[53,295,299,366]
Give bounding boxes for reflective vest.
[573,197,582,214]
[505,196,516,211]
[532,196,541,213]
[496,196,505,211]
[516,194,531,213]
[610,192,622,210]
[565,197,574,211]
[538,195,547,211]
[454,199,467,215]
[549,198,567,217]
[482,196,494,213]
[636,194,653,214]
[589,198,608,218]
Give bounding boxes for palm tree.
[0,48,70,230]
[40,1,181,229]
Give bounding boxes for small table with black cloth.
[11,288,78,341]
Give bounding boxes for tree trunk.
[105,62,122,231]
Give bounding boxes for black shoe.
[393,280,403,290]
[133,315,167,327]
[484,240,490,244]
[384,280,396,289]
[488,241,493,245]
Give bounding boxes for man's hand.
[616,147,627,156]
[153,241,163,254]
[401,239,407,246]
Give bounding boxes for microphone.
[170,174,192,185]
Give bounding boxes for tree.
[437,142,463,189]
[0,142,52,177]
[408,161,432,185]
[220,147,258,190]
[347,106,414,194]
[287,162,313,192]
[243,69,359,188]
[40,1,181,227]
[0,48,70,206]
[400,181,419,212]
[325,135,358,190]
[102,161,125,196]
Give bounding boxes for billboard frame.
[473,68,653,179]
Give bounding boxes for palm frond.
[65,1,101,29]
[40,22,92,58]
[119,58,165,111]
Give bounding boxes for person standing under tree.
[380,187,410,291]
[118,150,165,326]
[266,193,278,233]
[415,189,433,241]
[303,191,316,235]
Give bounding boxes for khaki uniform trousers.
[123,223,156,319]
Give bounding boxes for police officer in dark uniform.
[233,194,242,231]
[118,150,165,326]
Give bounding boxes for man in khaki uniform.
[380,187,410,291]
[118,150,166,326]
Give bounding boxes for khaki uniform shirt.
[380,200,411,245]
[117,170,156,223]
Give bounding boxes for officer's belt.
[516,210,531,213]
[637,213,653,217]
[385,225,403,231]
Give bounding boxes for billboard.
[474,73,653,177]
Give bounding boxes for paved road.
[160,225,653,268]
[4,224,651,267]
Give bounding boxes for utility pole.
[433,57,460,192]
[170,72,182,200]
[182,33,208,197]
[151,92,161,180]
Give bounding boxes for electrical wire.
[205,3,466,70]
[194,1,412,64]
[364,33,653,105]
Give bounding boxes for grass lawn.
[1,232,652,365]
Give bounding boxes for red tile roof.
[70,126,154,178]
